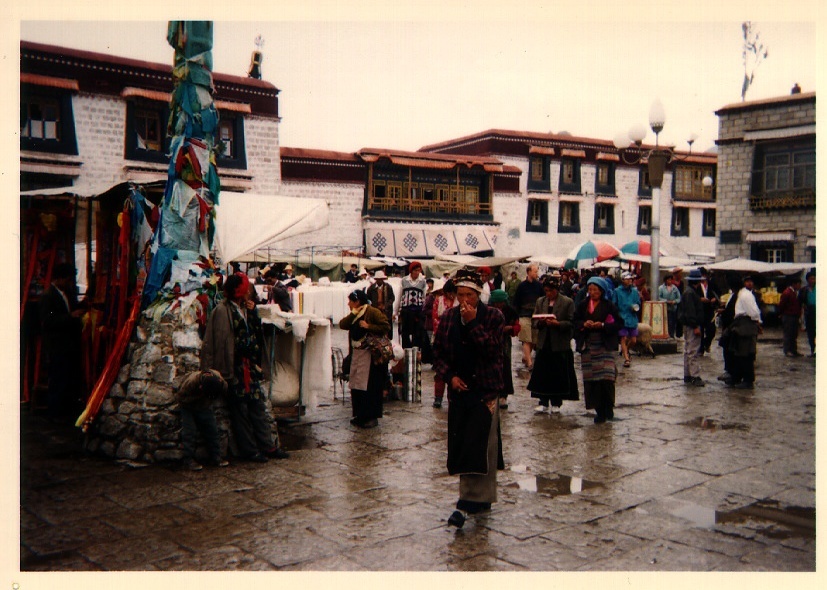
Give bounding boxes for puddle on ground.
[679,417,749,431]
[507,474,602,496]
[640,377,683,383]
[671,500,815,539]
[278,429,326,451]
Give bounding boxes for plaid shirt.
[433,302,505,401]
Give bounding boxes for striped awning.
[745,230,795,243]
[743,125,815,141]
[120,87,251,113]
[21,73,79,91]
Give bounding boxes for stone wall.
[85,307,278,463]
[716,96,816,262]
[278,181,366,251]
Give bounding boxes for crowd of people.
[37,255,816,526]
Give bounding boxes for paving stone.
[17,326,815,572]
[21,517,126,557]
[234,527,345,568]
[79,535,186,570]
[175,490,272,520]
[159,516,264,552]
[153,545,277,570]
[101,504,203,537]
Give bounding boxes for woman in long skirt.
[339,289,390,428]
[573,277,620,423]
[528,278,578,413]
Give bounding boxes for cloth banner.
[456,227,494,254]
[424,229,460,257]
[393,229,429,258]
[365,228,396,257]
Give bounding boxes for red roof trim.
[20,40,279,93]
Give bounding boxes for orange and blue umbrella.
[619,240,666,256]
[564,240,620,269]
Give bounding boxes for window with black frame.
[702,209,716,237]
[595,162,615,195]
[637,205,652,235]
[750,138,815,209]
[558,158,581,192]
[558,201,580,233]
[594,203,614,234]
[670,207,690,237]
[526,199,549,233]
[125,100,169,163]
[20,87,78,155]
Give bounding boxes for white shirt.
[734,287,762,324]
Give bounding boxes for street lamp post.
[613,100,669,301]
[614,101,714,343]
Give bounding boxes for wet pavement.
[19,326,816,573]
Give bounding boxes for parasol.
[563,240,621,270]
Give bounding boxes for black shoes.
[433,398,443,409]
[447,510,466,528]
[247,453,268,463]
[688,377,705,387]
[183,458,203,471]
[264,447,290,460]
[594,415,607,424]
[733,382,754,390]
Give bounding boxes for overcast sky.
[13,2,821,155]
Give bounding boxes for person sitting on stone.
[177,369,230,471]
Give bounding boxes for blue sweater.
[611,285,641,330]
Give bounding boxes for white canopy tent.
[703,257,812,274]
[214,192,330,263]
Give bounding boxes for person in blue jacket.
[611,272,641,368]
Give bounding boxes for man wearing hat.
[432,270,505,528]
[611,272,642,368]
[400,261,428,349]
[40,262,85,417]
[727,275,763,389]
[677,269,706,386]
[367,270,395,339]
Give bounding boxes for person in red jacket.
[779,276,803,357]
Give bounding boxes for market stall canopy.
[618,253,698,268]
[528,255,567,268]
[214,192,329,263]
[704,257,812,274]
[434,254,527,267]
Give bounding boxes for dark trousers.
[730,353,755,385]
[805,310,816,353]
[666,310,677,338]
[701,320,716,352]
[181,404,222,460]
[400,308,425,349]
[226,393,277,458]
[782,315,800,354]
[46,353,80,417]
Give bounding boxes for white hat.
[284,264,293,271]
[374,270,387,280]
[621,272,635,280]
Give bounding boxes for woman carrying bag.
[339,289,391,428]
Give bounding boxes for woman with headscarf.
[527,277,578,414]
[573,277,620,423]
[339,289,391,428]
[201,272,289,462]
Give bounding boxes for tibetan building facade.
[714,91,816,263]
[419,130,718,262]
[279,147,521,258]
[20,41,282,196]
